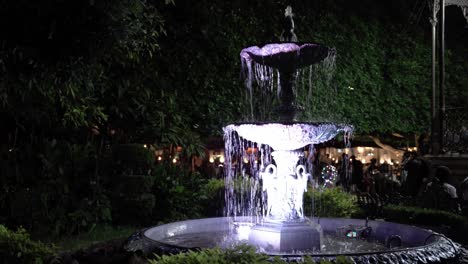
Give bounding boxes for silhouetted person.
[338,153,349,191]
[350,155,363,192]
[417,133,430,156]
[460,177,468,216]
[434,166,457,199]
[404,153,429,197]
[366,158,379,175]
[424,166,459,212]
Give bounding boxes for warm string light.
[209,150,225,164]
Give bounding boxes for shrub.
[152,165,209,221]
[4,140,113,237]
[111,144,156,225]
[151,170,225,220]
[0,225,55,264]
[382,204,468,244]
[66,193,112,235]
[149,244,275,264]
[201,178,225,196]
[118,175,155,193]
[112,159,219,224]
[112,144,154,174]
[304,187,360,218]
[113,192,156,225]
[148,244,352,264]
[383,205,466,226]
[199,178,225,217]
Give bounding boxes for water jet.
[125,6,461,263]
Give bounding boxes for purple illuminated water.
[223,123,352,221]
[226,40,348,226]
[224,123,352,151]
[126,6,463,262]
[240,43,321,60]
[159,231,389,254]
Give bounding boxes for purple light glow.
[239,43,336,119]
[240,43,319,61]
[224,123,353,151]
[223,122,352,221]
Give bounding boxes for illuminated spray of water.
[240,43,337,121]
[228,30,350,225]
[223,123,353,222]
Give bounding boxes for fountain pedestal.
[261,150,309,219]
[225,122,353,253]
[249,220,322,253]
[247,149,322,252]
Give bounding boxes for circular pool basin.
[124,217,460,263]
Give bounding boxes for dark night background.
[0,0,467,262]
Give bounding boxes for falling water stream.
[131,6,462,263]
[223,123,352,222]
[240,43,337,122]
[219,6,356,253]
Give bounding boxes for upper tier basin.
[224,122,352,151]
[240,43,333,72]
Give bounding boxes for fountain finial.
[280,6,298,42]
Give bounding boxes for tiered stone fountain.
[125,7,462,263]
[223,6,351,252]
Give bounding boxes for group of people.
[318,150,468,215]
[335,154,391,194]
[403,152,468,214]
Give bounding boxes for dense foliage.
[0,0,205,238]
[304,187,361,218]
[0,225,55,264]
[0,140,224,237]
[148,244,352,264]
[383,204,468,244]
[154,0,466,134]
[150,164,224,222]
[0,0,466,243]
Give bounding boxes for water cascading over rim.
[223,6,352,252]
[240,43,335,121]
[128,5,462,262]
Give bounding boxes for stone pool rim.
[127,216,460,263]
